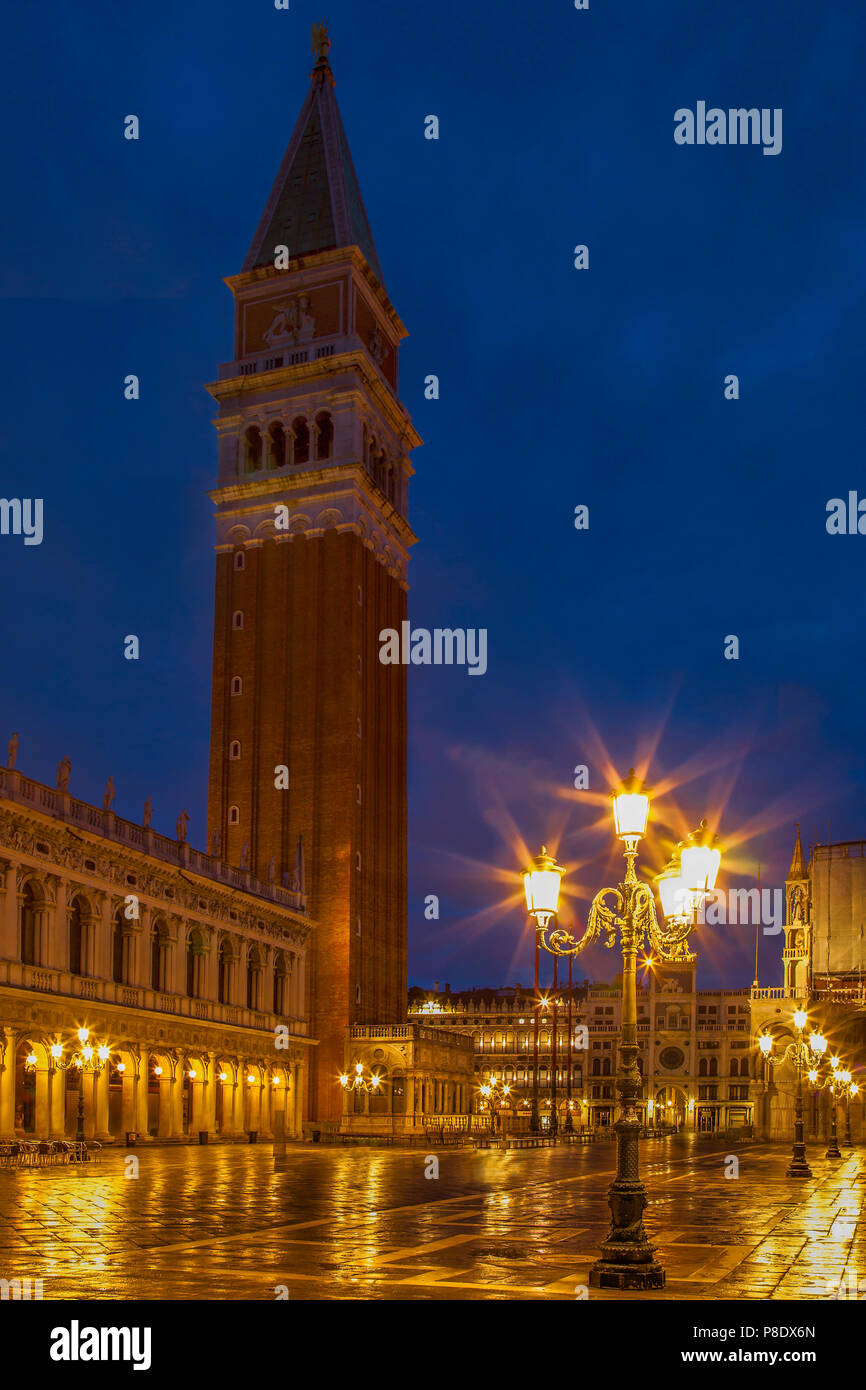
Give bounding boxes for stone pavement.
[0,1135,862,1300]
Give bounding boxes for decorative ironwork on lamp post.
[339,1061,383,1097]
[758,1010,826,1177]
[523,770,723,1291]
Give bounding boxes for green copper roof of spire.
[243,33,384,283]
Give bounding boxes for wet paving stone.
[0,1135,862,1300]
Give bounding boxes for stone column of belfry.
[204,31,420,1127]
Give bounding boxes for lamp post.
[478,1075,511,1137]
[338,1060,383,1120]
[26,1028,111,1155]
[842,1074,859,1146]
[807,1055,854,1159]
[523,770,722,1291]
[758,1011,826,1177]
[565,955,574,1133]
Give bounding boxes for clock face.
[659,1046,685,1071]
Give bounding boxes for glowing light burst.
[427,701,823,981]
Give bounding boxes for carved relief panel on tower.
[240,281,343,358]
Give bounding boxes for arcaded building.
[410,968,754,1134]
[0,767,312,1142]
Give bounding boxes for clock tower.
[205,29,420,1123]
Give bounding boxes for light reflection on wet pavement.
[0,1136,862,1300]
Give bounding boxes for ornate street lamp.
[806,1053,855,1158]
[26,1028,111,1155]
[840,1072,860,1146]
[758,1011,826,1177]
[478,1075,511,1136]
[522,769,722,1291]
[338,1061,383,1096]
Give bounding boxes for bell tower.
[783,825,810,997]
[205,26,420,1123]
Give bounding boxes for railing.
[217,332,349,382]
[750,986,795,1000]
[0,961,308,1036]
[0,768,307,914]
[350,1025,412,1040]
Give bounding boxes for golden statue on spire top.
[312,21,331,63]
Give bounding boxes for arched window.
[315,411,333,461]
[20,882,40,965]
[69,894,87,975]
[244,426,262,473]
[591,1058,601,1076]
[268,422,286,469]
[729,1057,739,1077]
[230,676,242,695]
[233,550,245,571]
[601,1057,611,1076]
[232,610,243,630]
[112,909,125,984]
[228,805,239,825]
[229,741,241,760]
[698,1058,708,1077]
[708,1057,718,1077]
[218,938,232,1004]
[151,919,169,991]
[386,464,396,504]
[291,417,309,465]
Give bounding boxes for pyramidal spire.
[788,823,807,879]
[242,22,384,283]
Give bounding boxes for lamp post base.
[589,1166,666,1291]
[786,1156,813,1178]
[589,1260,666,1291]
[825,1144,842,1159]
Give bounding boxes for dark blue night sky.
[2,1,864,994]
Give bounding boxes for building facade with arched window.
[0,773,313,1144]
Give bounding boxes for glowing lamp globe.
[680,821,723,894]
[523,846,564,920]
[810,1033,827,1055]
[852,1084,860,1097]
[77,1028,89,1044]
[50,1043,63,1061]
[655,857,692,922]
[807,1069,818,1084]
[610,769,651,844]
[792,1008,808,1031]
[841,1070,851,1084]
[97,1046,110,1062]
[758,1034,773,1057]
